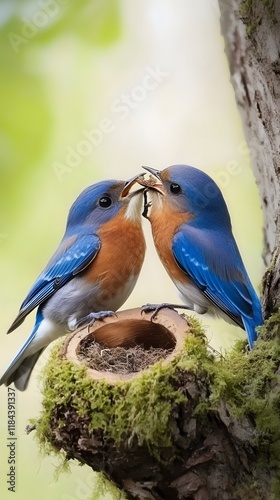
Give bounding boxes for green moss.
[35,318,210,461]
[38,357,183,456]
[212,312,280,419]
[90,473,127,500]
[210,312,280,492]
[34,312,280,494]
[240,0,276,36]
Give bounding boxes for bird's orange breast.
[149,203,192,284]
[84,211,145,300]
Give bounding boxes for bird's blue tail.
[242,301,263,349]
[0,312,44,391]
[0,350,44,391]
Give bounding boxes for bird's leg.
[72,311,117,329]
[141,303,195,320]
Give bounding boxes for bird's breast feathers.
[86,212,146,297]
[149,205,192,283]
[124,191,144,222]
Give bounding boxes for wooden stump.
[62,307,189,383]
[34,308,280,500]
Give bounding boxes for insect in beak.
[119,173,146,200]
[136,166,165,195]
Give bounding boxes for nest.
[77,337,173,374]
[62,308,189,384]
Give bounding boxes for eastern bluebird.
[140,164,263,349]
[0,176,146,390]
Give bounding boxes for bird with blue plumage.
[139,164,263,349]
[0,175,146,391]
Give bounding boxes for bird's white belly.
[102,273,139,312]
[24,318,65,357]
[174,279,239,326]
[53,273,139,331]
[174,279,211,313]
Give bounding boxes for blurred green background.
[0,1,263,499]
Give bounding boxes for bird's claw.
[141,303,177,320]
[75,310,117,328]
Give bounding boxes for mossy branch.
[30,313,280,500]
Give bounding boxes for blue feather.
[8,233,100,333]
[172,224,262,347]
[0,309,44,389]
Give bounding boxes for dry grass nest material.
[78,336,173,374]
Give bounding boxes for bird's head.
[139,164,231,229]
[66,175,145,231]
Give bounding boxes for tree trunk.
[32,2,280,499]
[218,0,280,315]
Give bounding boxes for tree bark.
[33,3,280,499]
[218,0,280,315]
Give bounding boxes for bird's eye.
[170,183,181,194]
[98,196,112,208]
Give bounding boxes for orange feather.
[149,198,192,284]
[84,208,145,300]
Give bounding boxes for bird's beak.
[142,166,161,179]
[137,166,165,195]
[119,173,146,200]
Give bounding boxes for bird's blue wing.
[172,225,256,328]
[8,233,101,333]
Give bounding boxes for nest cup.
[61,307,190,383]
